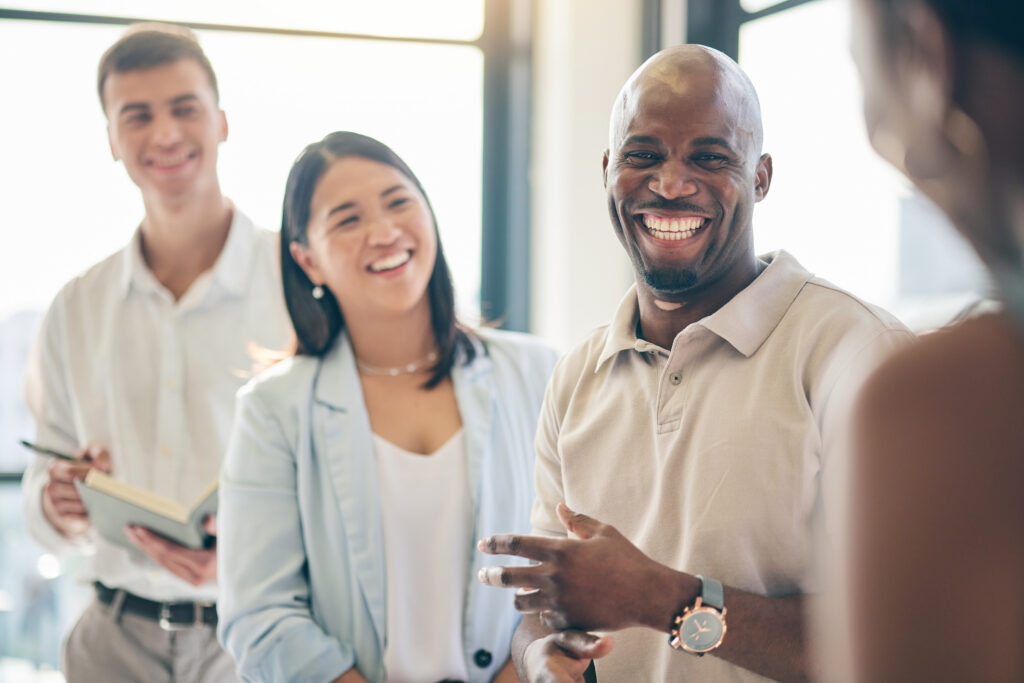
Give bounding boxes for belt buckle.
[158,601,208,631]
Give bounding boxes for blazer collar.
[312,334,359,411]
[450,335,494,518]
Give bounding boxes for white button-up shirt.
[22,209,291,602]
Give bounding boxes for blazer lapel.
[312,336,387,651]
[452,340,495,519]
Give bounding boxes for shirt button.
[669,373,682,385]
[161,446,172,457]
[473,648,492,668]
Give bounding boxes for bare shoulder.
[861,312,1018,401]
[855,311,1024,506]
[850,319,1024,680]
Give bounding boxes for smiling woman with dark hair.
[215,132,558,683]
[847,0,1024,680]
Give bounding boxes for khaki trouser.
[62,598,238,683]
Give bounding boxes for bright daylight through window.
[0,2,484,678]
[740,0,988,330]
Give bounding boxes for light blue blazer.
[217,329,558,683]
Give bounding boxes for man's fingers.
[524,631,614,683]
[126,526,178,560]
[157,556,202,586]
[81,445,112,472]
[45,481,88,516]
[165,552,215,586]
[127,526,217,586]
[513,588,556,615]
[49,460,94,483]
[51,499,89,517]
[476,533,559,561]
[47,481,84,502]
[525,634,592,683]
[552,630,615,660]
[158,552,212,586]
[555,503,603,540]
[477,564,550,590]
[540,609,573,631]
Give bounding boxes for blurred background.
[0,1,988,679]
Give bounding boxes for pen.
[19,439,78,462]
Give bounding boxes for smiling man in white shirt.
[21,24,290,682]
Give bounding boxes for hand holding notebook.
[74,471,219,551]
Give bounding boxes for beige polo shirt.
[532,250,912,682]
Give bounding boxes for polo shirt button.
[473,649,492,668]
[669,372,682,385]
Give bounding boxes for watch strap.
[696,574,724,610]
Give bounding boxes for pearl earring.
[312,285,324,300]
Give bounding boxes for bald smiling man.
[477,46,911,682]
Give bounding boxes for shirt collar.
[699,250,812,356]
[596,250,812,369]
[118,227,152,298]
[596,285,647,369]
[118,207,258,301]
[211,209,258,297]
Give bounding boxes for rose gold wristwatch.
[668,575,727,656]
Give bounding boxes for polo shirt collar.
[596,285,646,369]
[118,207,257,300]
[596,250,812,369]
[699,250,811,356]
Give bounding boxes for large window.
[0,2,527,677]
[675,0,990,330]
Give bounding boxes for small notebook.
[75,471,218,551]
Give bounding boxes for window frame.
[643,0,821,60]
[0,1,532,331]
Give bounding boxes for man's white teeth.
[369,250,412,272]
[643,214,704,240]
[152,152,192,167]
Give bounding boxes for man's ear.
[602,150,610,188]
[218,110,228,143]
[754,153,773,201]
[289,240,323,286]
[108,126,120,162]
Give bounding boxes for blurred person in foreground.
[848,0,1024,680]
[21,23,290,682]
[216,132,558,682]
[476,45,911,682]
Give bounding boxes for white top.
[21,209,291,602]
[532,251,913,682]
[374,429,471,683]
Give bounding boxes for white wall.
[529,0,643,351]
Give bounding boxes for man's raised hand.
[477,503,694,633]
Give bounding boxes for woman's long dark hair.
[280,131,475,388]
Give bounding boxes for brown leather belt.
[94,582,217,630]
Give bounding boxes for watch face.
[679,607,725,652]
